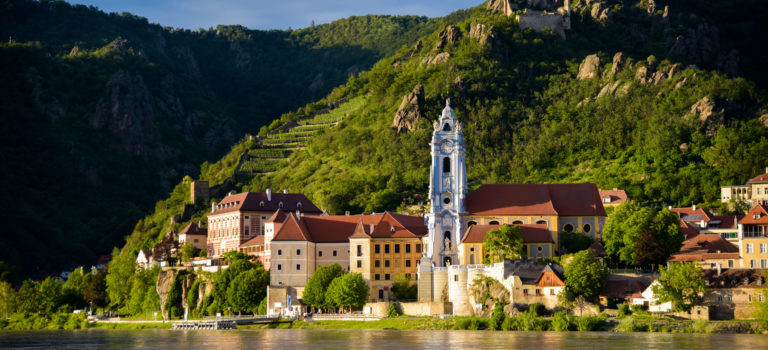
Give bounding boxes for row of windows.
[749,259,768,268]
[467,219,548,227]
[372,259,416,268]
[368,243,421,255]
[749,294,766,302]
[275,249,344,257]
[522,288,555,296]
[746,243,768,254]
[373,273,415,281]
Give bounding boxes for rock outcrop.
[577,54,600,80]
[469,22,510,58]
[435,25,462,51]
[687,96,724,136]
[392,84,425,133]
[609,52,625,76]
[486,0,516,16]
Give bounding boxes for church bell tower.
[424,99,468,266]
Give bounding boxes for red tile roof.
[271,211,427,243]
[209,191,322,215]
[671,207,714,223]
[265,209,288,223]
[747,171,768,184]
[179,222,207,236]
[465,184,606,217]
[601,279,647,299]
[461,224,553,244]
[598,188,628,205]
[739,205,768,225]
[679,220,700,240]
[668,234,740,262]
[702,269,766,288]
[710,216,741,229]
[240,235,265,247]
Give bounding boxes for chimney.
[369,223,374,233]
[296,209,301,218]
[345,211,350,216]
[692,204,697,211]
[700,220,706,229]
[612,188,617,191]
[266,188,272,201]
[228,191,232,196]
[211,201,216,213]
[283,189,288,194]
[765,166,768,174]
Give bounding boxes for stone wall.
[516,10,567,39]
[363,301,452,317]
[190,180,209,205]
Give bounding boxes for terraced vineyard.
[238,96,366,174]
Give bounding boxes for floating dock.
[171,320,237,330]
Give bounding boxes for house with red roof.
[598,188,628,207]
[668,234,740,270]
[670,205,740,240]
[178,222,207,251]
[458,224,554,264]
[206,189,322,258]
[462,183,607,253]
[721,167,768,209]
[736,204,768,268]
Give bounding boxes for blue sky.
[66,0,483,30]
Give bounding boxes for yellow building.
[348,212,427,302]
[462,183,607,253]
[737,204,768,268]
[458,224,555,265]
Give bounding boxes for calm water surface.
[1,329,767,349]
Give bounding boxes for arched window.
[563,224,574,232]
[443,123,451,131]
[443,157,451,173]
[512,220,523,225]
[489,220,500,225]
[583,224,592,233]
[536,220,547,225]
[467,221,477,227]
[278,201,284,208]
[297,202,302,208]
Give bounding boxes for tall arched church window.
[443,123,451,131]
[489,220,500,225]
[443,157,451,173]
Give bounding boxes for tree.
[559,230,595,254]
[303,264,345,310]
[221,251,249,262]
[652,262,707,312]
[564,251,608,302]
[105,249,136,310]
[0,280,16,317]
[227,268,269,315]
[602,202,685,266]
[16,280,40,314]
[325,273,369,312]
[391,274,417,301]
[37,277,63,314]
[483,225,524,263]
[83,269,108,309]
[180,242,197,263]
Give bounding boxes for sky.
[66,0,483,30]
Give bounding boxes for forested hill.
[0,0,472,281]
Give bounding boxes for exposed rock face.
[597,81,621,98]
[172,46,202,78]
[577,54,600,80]
[609,52,625,76]
[668,22,719,69]
[422,52,451,66]
[92,70,168,159]
[392,83,424,133]
[689,96,716,122]
[435,25,462,51]
[516,10,567,39]
[25,67,65,122]
[156,270,176,321]
[590,2,610,22]
[469,22,510,58]
[759,114,768,129]
[229,40,252,70]
[688,96,724,136]
[486,0,516,16]
[468,277,510,317]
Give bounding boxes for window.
[563,224,574,232]
[728,260,734,268]
[395,244,400,253]
[245,216,250,219]
[717,295,723,302]
[523,289,529,296]
[277,264,282,271]
[443,123,451,131]
[278,201,284,208]
[454,275,459,282]
[375,244,381,254]
[748,244,755,253]
[375,274,380,281]
[296,264,301,270]
[550,289,555,296]
[297,202,302,208]
[512,220,523,225]
[277,249,282,256]
[751,259,757,268]
[583,224,592,233]
[536,220,547,225]
[333,250,337,256]
[357,245,362,257]
[761,259,767,268]
[726,294,733,302]
[385,274,390,281]
[443,157,451,173]
[761,244,767,253]
[750,294,754,302]
[535,289,541,296]
[357,260,362,268]
[405,260,411,267]
[488,220,499,225]
[760,295,765,302]
[244,227,250,235]
[406,244,411,253]
[375,260,381,268]
[318,251,323,257]
[406,273,411,279]
[416,244,421,253]
[467,221,477,227]
[537,246,543,252]
[296,249,301,255]
[385,244,390,254]
[443,197,451,204]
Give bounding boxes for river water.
[1,329,767,349]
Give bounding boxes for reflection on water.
[1,329,767,349]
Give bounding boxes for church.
[422,99,607,267]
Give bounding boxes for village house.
[206,190,322,257]
[721,167,768,208]
[599,278,647,308]
[632,280,674,312]
[737,204,768,268]
[701,268,766,320]
[136,249,155,269]
[598,188,628,207]
[178,222,207,251]
[671,206,740,240]
[458,224,554,264]
[668,234,740,270]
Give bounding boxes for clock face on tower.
[441,140,454,154]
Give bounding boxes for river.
[1,329,767,349]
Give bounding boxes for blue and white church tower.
[425,99,468,266]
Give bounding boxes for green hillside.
[0,0,471,281]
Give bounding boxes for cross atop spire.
[446,98,451,108]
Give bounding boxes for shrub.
[489,303,507,330]
[387,303,399,318]
[454,317,487,330]
[551,311,572,331]
[618,303,631,317]
[691,320,717,333]
[529,303,545,316]
[501,316,519,331]
[617,317,643,332]
[518,310,548,331]
[574,315,605,331]
[630,304,646,314]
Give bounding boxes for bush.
[501,316,519,331]
[387,303,399,318]
[618,303,631,317]
[691,320,717,333]
[489,303,506,330]
[574,315,605,331]
[616,317,643,332]
[257,298,267,315]
[518,310,549,331]
[630,304,648,315]
[453,317,488,330]
[528,303,546,316]
[551,311,572,331]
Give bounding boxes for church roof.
[461,224,553,244]
[465,183,607,217]
[271,211,427,243]
[209,191,321,216]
